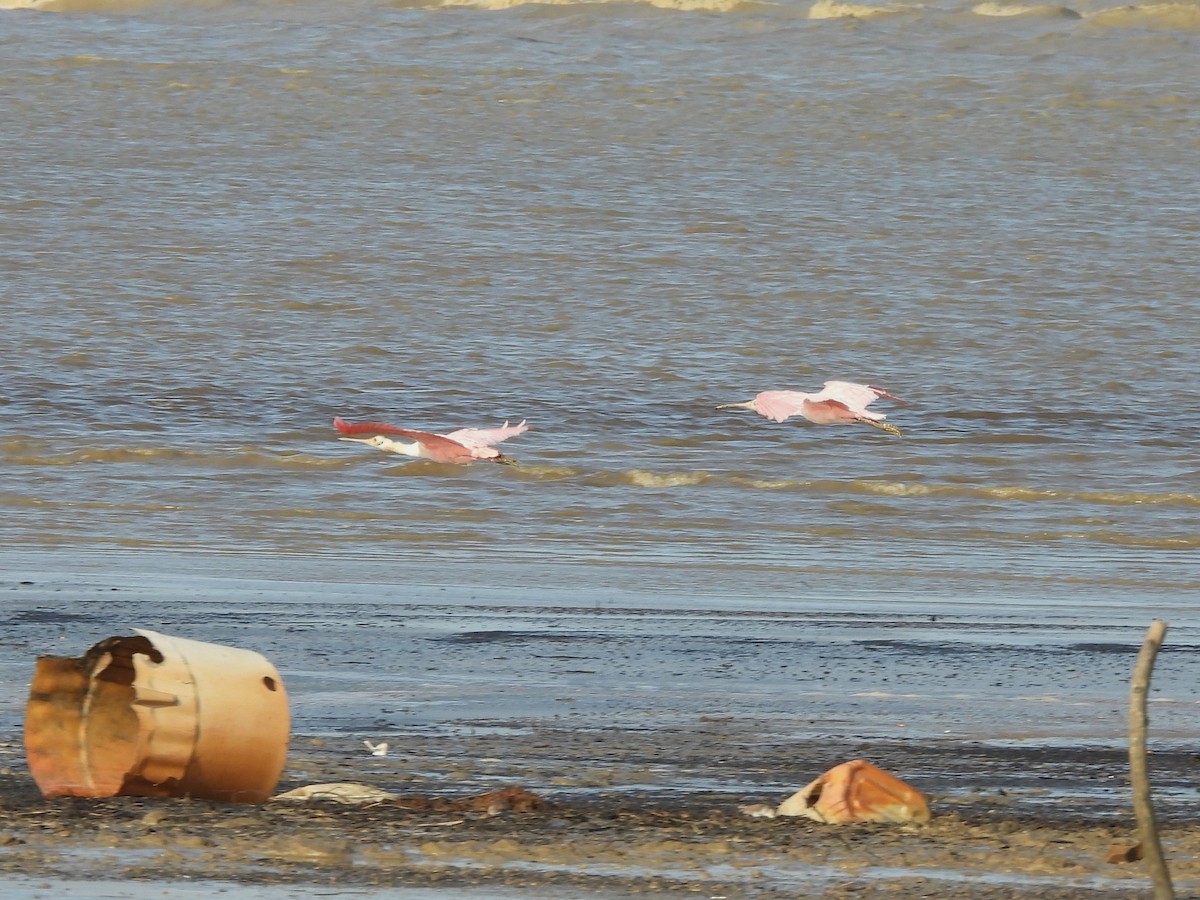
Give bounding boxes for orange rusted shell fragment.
[776,759,931,824]
[1106,842,1144,864]
[24,629,288,803]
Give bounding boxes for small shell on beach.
[274,783,543,813]
[24,630,289,804]
[776,759,930,824]
[739,803,779,819]
[274,782,398,804]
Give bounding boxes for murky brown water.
[3,0,1199,757]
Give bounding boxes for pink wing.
[334,416,425,437]
[443,420,529,450]
[406,431,478,464]
[865,384,904,404]
[799,398,858,425]
[332,417,476,463]
[752,391,812,423]
[814,382,903,415]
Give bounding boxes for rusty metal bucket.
[24,629,289,803]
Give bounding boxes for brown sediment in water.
[1,727,1199,898]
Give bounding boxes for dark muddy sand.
[2,558,1198,897]
[2,732,1199,898]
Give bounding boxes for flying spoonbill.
[718,381,905,436]
[333,416,529,465]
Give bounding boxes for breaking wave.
[4,0,1200,30]
[806,0,923,18]
[971,2,1080,16]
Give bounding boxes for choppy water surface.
[2,0,1198,616]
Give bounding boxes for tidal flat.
[1,562,1198,896]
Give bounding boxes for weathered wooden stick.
[1129,619,1174,900]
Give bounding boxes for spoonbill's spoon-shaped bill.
[718,381,904,436]
[333,416,529,465]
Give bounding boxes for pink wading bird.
[333,417,529,465]
[717,381,905,436]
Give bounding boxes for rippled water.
[2,0,1197,613]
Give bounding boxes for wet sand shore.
[2,555,1198,896]
[2,731,1199,897]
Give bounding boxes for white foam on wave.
[807,0,924,19]
[1083,2,1200,30]
[6,0,1196,22]
[0,0,162,10]
[440,0,751,10]
[625,469,710,488]
[972,1,1081,17]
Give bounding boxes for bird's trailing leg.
[858,417,902,437]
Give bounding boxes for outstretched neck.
[377,437,423,458]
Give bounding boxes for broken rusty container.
[24,629,288,803]
[776,758,931,824]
